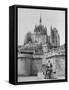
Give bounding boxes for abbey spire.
[40,16,42,24]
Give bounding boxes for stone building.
[18,17,65,79]
[50,26,60,48]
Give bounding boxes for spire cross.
[40,12,42,24]
[40,16,42,24]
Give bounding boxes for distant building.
[24,17,60,49]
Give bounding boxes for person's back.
[46,61,53,79]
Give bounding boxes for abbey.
[24,17,60,49]
[18,17,65,80]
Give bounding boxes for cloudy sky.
[18,8,65,45]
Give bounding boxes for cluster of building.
[18,17,65,79]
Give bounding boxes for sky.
[18,8,65,45]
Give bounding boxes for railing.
[44,50,65,58]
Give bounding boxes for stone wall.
[18,57,42,76]
[18,58,26,76]
[18,56,33,76]
[31,58,42,75]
